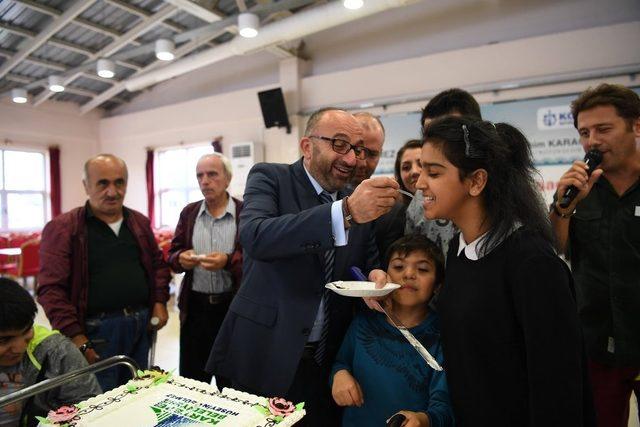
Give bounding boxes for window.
[155,145,213,228]
[0,149,48,231]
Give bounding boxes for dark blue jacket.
[207,158,379,396]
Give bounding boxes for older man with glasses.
[207,107,398,426]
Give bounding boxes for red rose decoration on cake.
[268,397,296,417]
[47,405,79,423]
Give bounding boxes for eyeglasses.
[309,135,379,160]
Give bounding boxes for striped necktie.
[315,191,334,365]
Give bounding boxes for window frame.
[0,146,50,232]
[154,143,213,229]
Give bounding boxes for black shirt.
[568,176,640,366]
[86,206,149,316]
[438,228,593,427]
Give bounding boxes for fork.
[397,189,414,199]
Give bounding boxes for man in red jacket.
[37,154,170,391]
[168,153,242,387]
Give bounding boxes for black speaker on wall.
[258,88,291,133]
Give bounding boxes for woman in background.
[395,139,423,205]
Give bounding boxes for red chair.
[158,239,171,263]
[6,238,40,288]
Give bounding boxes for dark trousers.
[180,291,231,388]
[588,359,640,427]
[283,346,341,427]
[85,307,150,392]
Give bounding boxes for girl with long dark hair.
[416,116,594,426]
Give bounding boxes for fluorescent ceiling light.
[155,39,175,61]
[343,0,364,10]
[11,88,28,104]
[48,75,65,93]
[97,58,115,78]
[238,13,259,38]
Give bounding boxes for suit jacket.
[168,197,243,323]
[206,159,379,396]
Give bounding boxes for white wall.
[0,99,101,214]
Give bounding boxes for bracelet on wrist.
[342,196,358,226]
[552,203,575,219]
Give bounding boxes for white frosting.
[55,375,305,427]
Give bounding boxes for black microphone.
[558,149,603,209]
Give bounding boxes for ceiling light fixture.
[343,0,364,9]
[97,58,115,78]
[155,39,175,61]
[48,75,65,93]
[238,13,259,38]
[11,88,28,104]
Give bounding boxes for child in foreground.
[331,235,454,427]
[0,279,101,426]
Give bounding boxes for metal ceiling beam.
[0,22,37,38]
[82,72,119,84]
[32,4,178,106]
[163,0,225,22]
[235,0,249,13]
[80,30,226,114]
[102,0,185,33]
[14,0,141,44]
[0,0,95,79]
[6,73,31,84]
[0,47,121,79]
[4,72,118,101]
[97,4,178,57]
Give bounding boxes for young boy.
[0,279,101,426]
[331,235,453,427]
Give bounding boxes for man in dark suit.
[207,108,398,425]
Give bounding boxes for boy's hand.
[395,410,430,427]
[332,370,364,407]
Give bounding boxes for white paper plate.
[325,281,401,297]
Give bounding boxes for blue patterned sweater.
[330,311,454,427]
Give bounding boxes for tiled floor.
[33,295,639,426]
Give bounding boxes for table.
[0,247,21,256]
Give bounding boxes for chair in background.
[0,235,16,274]
[158,239,171,263]
[6,238,40,288]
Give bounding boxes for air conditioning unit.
[229,142,263,199]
